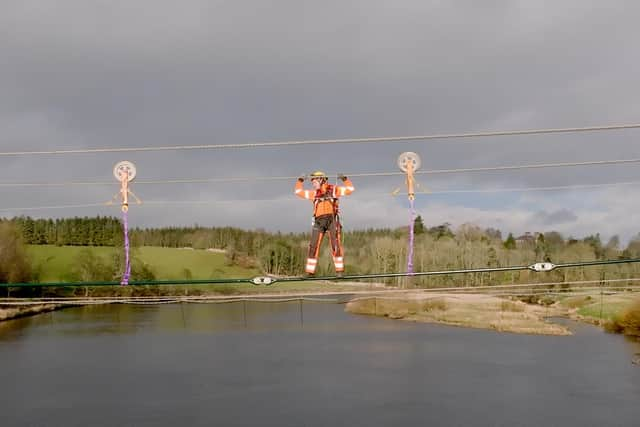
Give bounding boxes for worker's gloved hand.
[338,174,348,182]
[298,175,305,182]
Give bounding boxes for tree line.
[3,215,640,288]
[9,216,122,246]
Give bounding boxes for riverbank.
[345,291,640,336]
[0,304,64,322]
[346,293,573,335]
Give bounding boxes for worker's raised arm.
[295,176,315,200]
[335,174,354,197]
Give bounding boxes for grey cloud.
[1,1,640,238]
[532,209,578,225]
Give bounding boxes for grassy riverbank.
[345,291,640,336]
[346,293,572,335]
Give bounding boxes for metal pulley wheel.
[113,161,137,182]
[397,152,421,172]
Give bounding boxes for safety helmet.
[310,171,327,181]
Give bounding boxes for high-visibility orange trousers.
[305,214,344,274]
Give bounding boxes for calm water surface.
[1,301,639,426]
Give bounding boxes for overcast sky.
[1,1,640,242]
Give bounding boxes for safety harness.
[313,184,340,217]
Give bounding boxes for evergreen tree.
[414,215,425,235]
[504,233,516,250]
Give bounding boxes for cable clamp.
[250,276,277,286]
[528,262,556,272]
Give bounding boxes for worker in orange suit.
[295,171,354,276]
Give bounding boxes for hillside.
[26,245,259,282]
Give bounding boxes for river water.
[1,301,639,426]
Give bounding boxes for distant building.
[515,232,539,246]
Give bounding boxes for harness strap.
[313,184,340,217]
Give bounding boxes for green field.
[23,245,370,294]
[555,292,639,322]
[576,296,637,321]
[26,245,259,282]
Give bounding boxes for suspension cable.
[0,179,637,213]
[0,123,639,157]
[2,158,640,188]
[2,257,639,288]
[267,258,640,284]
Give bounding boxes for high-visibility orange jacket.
[295,179,354,217]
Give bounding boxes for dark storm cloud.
[1,1,639,238]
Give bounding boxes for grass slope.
[26,245,259,282]
[23,245,373,295]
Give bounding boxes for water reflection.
[1,302,639,426]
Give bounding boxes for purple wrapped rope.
[407,198,416,274]
[121,209,131,285]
